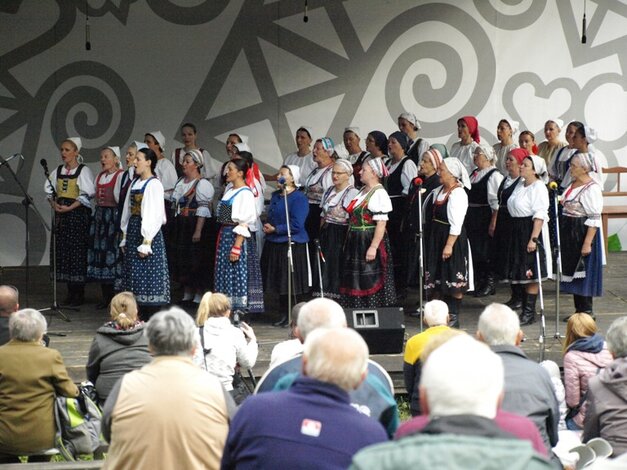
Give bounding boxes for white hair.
[9,308,47,342]
[297,298,347,340]
[303,328,368,391]
[146,307,196,356]
[424,300,449,326]
[420,335,503,418]
[607,316,627,358]
[477,303,520,346]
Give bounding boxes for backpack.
[54,384,106,460]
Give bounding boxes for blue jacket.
[222,376,388,469]
[265,189,309,244]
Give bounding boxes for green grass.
[396,394,412,423]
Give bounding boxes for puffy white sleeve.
[368,187,393,221]
[138,179,166,255]
[44,167,58,199]
[530,181,549,221]
[155,159,178,197]
[195,178,214,218]
[77,166,96,207]
[448,187,468,236]
[401,159,418,195]
[231,189,256,238]
[487,170,504,211]
[113,170,123,204]
[119,185,132,247]
[582,183,603,228]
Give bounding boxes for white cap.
[105,146,121,158]
[235,142,251,153]
[147,130,165,149]
[132,141,148,151]
[67,137,82,151]
[398,112,421,130]
[344,126,360,137]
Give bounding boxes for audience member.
[222,328,388,469]
[583,316,627,456]
[351,335,553,469]
[255,298,399,436]
[0,309,78,463]
[85,292,152,403]
[477,303,559,455]
[102,307,235,469]
[269,301,306,367]
[403,299,450,416]
[0,285,19,345]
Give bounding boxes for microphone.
[412,176,423,187]
[548,181,558,191]
[581,12,587,44]
[40,158,50,175]
[278,176,286,185]
[303,0,308,23]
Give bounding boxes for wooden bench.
[601,167,627,252]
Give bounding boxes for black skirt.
[424,220,470,296]
[312,222,348,300]
[492,207,514,281]
[465,205,492,267]
[52,201,91,283]
[261,241,311,296]
[506,217,548,284]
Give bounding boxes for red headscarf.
[460,116,480,143]
[509,148,529,165]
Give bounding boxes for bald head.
[0,285,19,317]
[303,328,368,391]
[296,298,347,342]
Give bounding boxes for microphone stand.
[314,238,325,298]
[551,187,564,339]
[416,182,425,332]
[0,155,50,307]
[281,183,295,324]
[534,238,547,361]
[40,163,76,328]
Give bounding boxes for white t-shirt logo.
[300,418,322,437]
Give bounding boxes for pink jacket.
[563,344,613,428]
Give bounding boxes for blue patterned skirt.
[122,215,170,305]
[87,206,122,283]
[51,201,91,283]
[214,226,264,313]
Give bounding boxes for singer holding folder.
[261,165,310,327]
[43,137,95,306]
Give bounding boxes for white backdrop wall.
[1,0,626,267]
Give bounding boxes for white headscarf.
[66,137,83,164]
[334,158,353,175]
[584,125,598,144]
[476,143,497,163]
[286,164,301,187]
[527,155,549,184]
[443,157,471,189]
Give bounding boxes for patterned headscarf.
[422,148,443,172]
[460,116,480,143]
[476,142,496,163]
[334,158,353,175]
[319,137,334,152]
[367,158,389,179]
[443,157,471,189]
[185,149,204,168]
[572,152,597,173]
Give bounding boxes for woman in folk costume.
[119,148,170,318]
[505,155,552,326]
[449,116,481,175]
[423,158,473,328]
[493,118,519,176]
[304,137,336,243]
[538,118,567,167]
[340,158,396,309]
[87,146,124,309]
[559,152,604,319]
[44,136,95,307]
[214,158,264,315]
[169,149,216,305]
[170,122,220,189]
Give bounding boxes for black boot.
[62,283,73,305]
[96,284,114,310]
[519,292,537,326]
[69,283,85,307]
[445,297,461,329]
[505,284,523,310]
[476,272,496,297]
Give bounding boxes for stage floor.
[3,252,627,394]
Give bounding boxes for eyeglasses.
[331,171,348,175]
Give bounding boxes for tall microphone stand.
[416,182,425,332]
[314,238,325,298]
[551,186,564,339]
[0,155,50,307]
[534,237,547,361]
[40,162,75,326]
[281,183,295,324]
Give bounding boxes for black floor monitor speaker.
[344,307,405,354]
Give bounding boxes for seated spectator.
[476,303,559,458]
[540,360,567,432]
[85,291,152,403]
[269,301,306,367]
[351,335,553,469]
[192,292,258,399]
[222,328,388,469]
[584,316,627,456]
[255,298,399,436]
[103,307,235,469]
[403,299,450,416]
[0,309,79,463]
[563,313,612,431]
[0,285,19,346]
